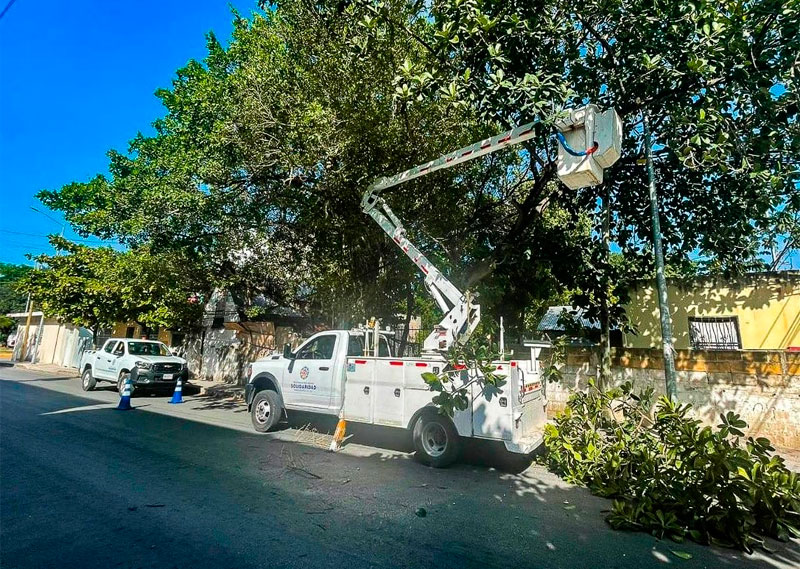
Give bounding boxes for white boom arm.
[362,122,540,353]
[361,106,621,353]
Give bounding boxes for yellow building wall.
[624,274,800,350]
[111,322,172,345]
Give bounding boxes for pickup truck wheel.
[412,414,461,468]
[118,373,132,396]
[251,390,282,433]
[81,369,96,391]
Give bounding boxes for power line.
[0,229,110,245]
[0,0,17,21]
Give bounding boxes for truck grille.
[154,363,181,373]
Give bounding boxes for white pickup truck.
[79,338,188,395]
[244,329,549,467]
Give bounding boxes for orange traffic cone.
[329,418,347,452]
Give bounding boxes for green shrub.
[543,381,800,552]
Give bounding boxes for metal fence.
[389,325,425,357]
[688,317,742,350]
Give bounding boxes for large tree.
[20,238,210,343]
[35,0,798,346]
[350,0,799,338]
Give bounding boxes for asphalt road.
[2,366,799,569]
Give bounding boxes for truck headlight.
[135,361,152,370]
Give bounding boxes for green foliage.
[31,0,800,342]
[544,381,800,552]
[0,262,31,314]
[18,237,210,339]
[422,334,507,417]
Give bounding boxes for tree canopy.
[31,0,799,340]
[20,238,209,339]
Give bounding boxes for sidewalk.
[16,362,80,377]
[14,362,244,399]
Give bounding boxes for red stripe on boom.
[389,361,403,366]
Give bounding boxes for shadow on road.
[5,374,77,383]
[4,378,799,569]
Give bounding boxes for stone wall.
[546,347,800,449]
[182,322,299,384]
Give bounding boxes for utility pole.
[643,112,677,400]
[19,297,34,362]
[599,182,612,389]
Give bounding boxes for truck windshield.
[128,342,171,357]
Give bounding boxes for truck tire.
[81,368,96,391]
[118,372,132,396]
[251,390,282,433]
[412,413,461,468]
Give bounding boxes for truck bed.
[343,356,547,452]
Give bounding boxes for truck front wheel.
[251,390,282,433]
[412,413,461,468]
[81,368,96,391]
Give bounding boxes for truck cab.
[79,338,188,395]
[244,330,392,416]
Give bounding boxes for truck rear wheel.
[81,368,96,391]
[412,413,461,468]
[251,390,282,433]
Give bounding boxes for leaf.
[670,550,693,560]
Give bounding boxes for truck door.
[106,341,126,378]
[286,334,338,410]
[94,340,118,379]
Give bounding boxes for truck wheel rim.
[255,400,271,424]
[82,373,89,387]
[421,422,447,457]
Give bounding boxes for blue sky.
[0,0,252,265]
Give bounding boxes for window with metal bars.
[688,316,742,350]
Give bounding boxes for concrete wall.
[624,272,800,350]
[546,347,800,449]
[181,322,299,384]
[11,317,92,367]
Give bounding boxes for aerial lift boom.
[361,106,621,354]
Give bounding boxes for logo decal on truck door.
[291,366,317,391]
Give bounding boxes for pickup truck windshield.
[128,342,171,357]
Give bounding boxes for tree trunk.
[398,286,414,356]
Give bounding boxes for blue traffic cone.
[169,377,184,404]
[116,377,133,411]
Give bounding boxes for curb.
[198,383,245,401]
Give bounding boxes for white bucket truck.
[245,106,621,466]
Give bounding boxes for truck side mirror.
[283,343,294,359]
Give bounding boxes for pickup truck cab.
[245,329,548,467]
[79,338,188,395]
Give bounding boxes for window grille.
[688,317,741,350]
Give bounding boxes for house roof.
[537,306,600,332]
[6,311,44,319]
